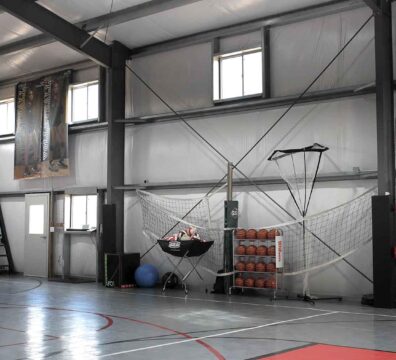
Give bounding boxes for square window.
[65,194,97,230]
[69,81,99,124]
[213,48,262,101]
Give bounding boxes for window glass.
[68,194,97,229]
[243,52,263,96]
[86,195,97,228]
[71,195,87,229]
[29,205,45,235]
[0,103,7,135]
[213,49,262,101]
[213,59,220,101]
[72,86,88,123]
[221,56,243,99]
[87,84,99,120]
[0,100,15,135]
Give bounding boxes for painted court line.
[112,289,396,319]
[9,279,396,320]
[99,311,339,358]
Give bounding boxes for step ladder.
[0,205,14,274]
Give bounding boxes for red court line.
[260,344,396,360]
[0,302,224,359]
[46,307,114,332]
[109,313,225,360]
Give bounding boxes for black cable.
[126,65,230,165]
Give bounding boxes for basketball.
[244,277,254,287]
[266,277,276,289]
[235,229,246,239]
[235,277,244,287]
[268,245,276,256]
[267,229,276,239]
[256,262,266,272]
[236,245,246,255]
[255,278,265,288]
[257,228,268,240]
[246,229,257,239]
[267,262,276,273]
[246,245,257,255]
[235,261,246,271]
[256,245,267,256]
[246,262,256,272]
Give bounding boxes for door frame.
[24,193,50,277]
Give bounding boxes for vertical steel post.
[106,41,129,255]
[372,0,396,308]
[224,162,238,293]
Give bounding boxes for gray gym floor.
[0,276,395,359]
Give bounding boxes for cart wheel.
[205,288,208,294]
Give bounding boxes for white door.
[24,193,50,277]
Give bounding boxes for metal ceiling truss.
[0,0,203,58]
[0,0,111,67]
[0,0,384,61]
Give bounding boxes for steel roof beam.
[0,0,111,67]
[0,0,202,57]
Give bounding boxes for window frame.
[0,98,16,137]
[64,194,98,230]
[68,80,99,125]
[213,47,263,103]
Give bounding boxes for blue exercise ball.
[134,264,159,288]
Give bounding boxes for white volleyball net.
[137,187,376,279]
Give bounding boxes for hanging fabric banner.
[14,80,43,179]
[14,70,71,180]
[42,70,71,177]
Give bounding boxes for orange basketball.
[268,245,276,256]
[246,262,256,272]
[257,229,268,240]
[266,277,276,289]
[246,229,257,239]
[236,245,246,255]
[235,229,246,239]
[244,277,255,287]
[267,229,276,239]
[255,278,265,288]
[235,277,244,287]
[256,262,266,272]
[256,245,268,256]
[246,245,257,255]
[235,261,245,271]
[267,262,276,273]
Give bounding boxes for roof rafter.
[0,0,202,58]
[0,0,112,67]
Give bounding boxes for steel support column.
[106,41,129,255]
[373,0,396,308]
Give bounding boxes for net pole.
[224,162,237,293]
[302,218,310,296]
